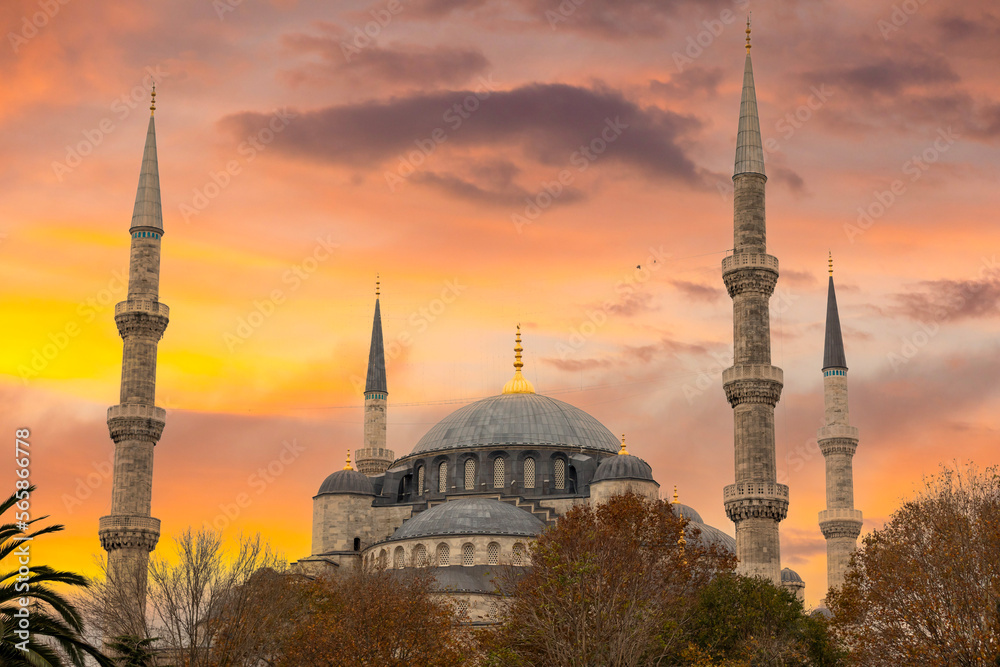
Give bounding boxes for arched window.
[353,537,361,552]
[394,546,405,569]
[438,461,448,493]
[437,543,450,566]
[464,458,476,490]
[378,549,387,568]
[493,457,505,489]
[512,542,525,566]
[524,457,536,489]
[554,458,566,490]
[487,542,500,565]
[414,544,428,566]
[462,543,475,566]
[416,466,425,494]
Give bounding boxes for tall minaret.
[355,276,394,476]
[721,20,788,584]
[99,86,167,610]
[818,254,863,593]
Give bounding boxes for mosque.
[100,24,863,622]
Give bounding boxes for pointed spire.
[365,285,387,395]
[823,255,847,370]
[618,433,629,456]
[131,104,164,232]
[343,449,353,471]
[503,325,536,394]
[734,20,766,178]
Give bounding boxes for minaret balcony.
[107,404,166,443]
[722,252,779,275]
[98,514,161,552]
[817,424,859,441]
[723,481,789,522]
[108,404,166,422]
[819,509,863,540]
[116,299,170,318]
[722,364,783,385]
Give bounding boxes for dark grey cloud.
[220,83,705,182]
[887,270,1000,323]
[816,57,958,97]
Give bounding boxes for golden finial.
[503,324,535,394]
[745,14,751,53]
[343,449,353,471]
[618,433,629,456]
[672,485,679,504]
[376,273,380,297]
[150,82,156,115]
[828,251,833,277]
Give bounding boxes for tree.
[482,492,736,667]
[276,566,472,667]
[103,636,158,667]
[0,486,115,666]
[828,464,1000,666]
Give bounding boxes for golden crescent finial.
[150,82,156,116]
[673,485,679,504]
[343,449,353,471]
[746,13,751,53]
[828,251,833,277]
[503,324,535,394]
[618,433,629,456]
[376,273,380,297]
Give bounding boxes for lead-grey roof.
[316,469,375,496]
[592,454,655,483]
[734,53,766,177]
[388,497,544,541]
[131,114,163,232]
[688,521,737,554]
[672,503,704,524]
[408,393,620,456]
[365,298,387,394]
[823,276,847,370]
[781,567,804,583]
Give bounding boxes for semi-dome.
[388,497,544,541]
[408,393,620,457]
[317,454,375,496]
[672,503,704,524]
[592,453,654,483]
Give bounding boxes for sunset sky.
[1,0,998,608]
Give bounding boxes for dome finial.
[343,449,353,471]
[150,82,156,116]
[745,13,751,53]
[618,433,629,455]
[503,324,535,394]
[828,251,833,277]
[673,485,679,504]
[376,273,380,297]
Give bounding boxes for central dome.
[409,393,620,456]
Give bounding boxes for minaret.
[355,276,394,475]
[98,86,167,612]
[817,254,863,593]
[721,20,788,584]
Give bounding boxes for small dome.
[781,567,804,584]
[688,521,736,553]
[592,454,654,483]
[388,497,544,541]
[672,503,704,524]
[317,469,375,496]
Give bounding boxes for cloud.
[670,279,723,303]
[886,270,1000,323]
[649,67,725,100]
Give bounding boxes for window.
[394,546,405,569]
[379,549,387,568]
[438,461,448,493]
[554,458,565,490]
[464,458,476,490]
[462,543,475,566]
[524,457,535,489]
[493,457,505,489]
[487,542,500,565]
[353,537,361,552]
[437,543,450,566]
[512,543,525,566]
[457,599,469,617]
[417,466,425,494]
[489,601,500,619]
[414,544,428,566]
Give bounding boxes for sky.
[1,0,998,609]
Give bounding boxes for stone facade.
[589,478,659,506]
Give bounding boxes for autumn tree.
[277,566,472,667]
[828,464,1000,666]
[481,492,736,667]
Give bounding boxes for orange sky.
[1,0,999,609]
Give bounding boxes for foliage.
[828,464,1000,666]
[276,566,472,667]
[103,635,159,667]
[0,485,115,667]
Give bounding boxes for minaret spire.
[818,257,863,595]
[502,324,535,394]
[355,278,394,476]
[99,88,169,629]
[722,25,788,585]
